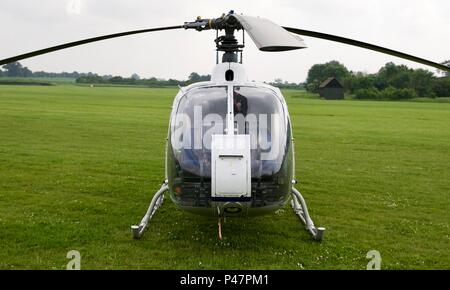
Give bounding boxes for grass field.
[0,84,449,269]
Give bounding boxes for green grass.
[410,97,450,103]
[0,84,449,269]
[283,89,319,99]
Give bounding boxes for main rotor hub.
[184,11,245,63]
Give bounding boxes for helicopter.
[1,11,448,242]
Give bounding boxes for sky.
[0,0,449,83]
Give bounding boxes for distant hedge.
[354,87,418,100]
[0,80,53,86]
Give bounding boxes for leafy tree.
[188,72,210,83]
[375,62,412,90]
[439,60,450,77]
[188,72,201,82]
[273,78,283,84]
[306,79,321,92]
[2,62,22,76]
[341,62,441,99]
[373,63,435,97]
[432,77,450,97]
[306,60,350,92]
[2,62,32,77]
[343,72,375,93]
[269,79,303,89]
[410,69,435,97]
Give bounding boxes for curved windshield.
[170,87,227,177]
[169,85,288,178]
[233,86,288,177]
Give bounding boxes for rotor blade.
[232,14,307,52]
[0,25,183,66]
[283,27,450,72]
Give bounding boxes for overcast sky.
[0,0,449,82]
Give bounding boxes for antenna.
[216,30,219,64]
[240,29,245,64]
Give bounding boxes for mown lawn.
[0,85,449,269]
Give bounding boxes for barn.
[318,77,344,100]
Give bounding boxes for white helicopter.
[2,11,448,241]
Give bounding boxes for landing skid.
[291,187,325,241]
[131,180,168,239]
[130,181,325,241]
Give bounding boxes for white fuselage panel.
[211,134,251,198]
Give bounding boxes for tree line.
[0,61,304,88]
[306,60,450,99]
[2,61,449,98]
[0,62,212,86]
[0,62,85,78]
[75,72,211,87]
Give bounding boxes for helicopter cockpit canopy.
[170,85,289,179]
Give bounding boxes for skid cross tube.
[131,181,169,239]
[291,187,325,241]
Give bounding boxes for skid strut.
[131,180,169,239]
[291,187,325,241]
[218,218,223,240]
